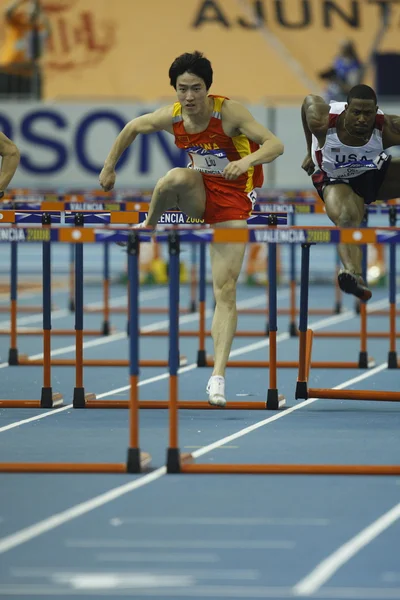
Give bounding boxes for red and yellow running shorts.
[202,175,255,224]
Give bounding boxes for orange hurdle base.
[16,356,188,368]
[0,392,63,409]
[307,387,400,402]
[82,397,286,410]
[0,328,115,336]
[84,306,191,315]
[237,307,338,316]
[295,380,400,403]
[179,463,400,475]
[205,358,376,369]
[0,452,152,474]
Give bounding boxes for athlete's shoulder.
[220,97,249,117]
[328,101,346,114]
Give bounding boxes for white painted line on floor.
[66,539,295,550]
[95,552,221,563]
[95,299,362,400]
[293,502,400,596]
[12,567,260,580]
[0,468,167,554]
[1,290,272,364]
[0,405,73,433]
[0,288,166,329]
[108,517,329,526]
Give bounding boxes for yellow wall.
[0,0,399,102]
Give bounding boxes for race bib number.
[187,147,229,175]
[247,190,257,208]
[373,151,389,170]
[333,151,389,179]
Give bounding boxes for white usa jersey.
[311,101,385,180]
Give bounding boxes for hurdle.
[83,227,285,411]
[1,224,398,475]
[295,237,400,404]
[0,225,151,473]
[17,215,186,371]
[310,204,400,344]
[197,226,388,370]
[255,195,344,333]
[163,228,400,476]
[0,210,114,340]
[0,215,63,409]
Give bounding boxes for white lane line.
[0,292,282,426]
[0,469,167,554]
[0,293,281,430]
[0,405,72,433]
[2,358,387,435]
[66,540,295,550]
[12,567,260,580]
[0,288,167,328]
[108,517,329,526]
[95,552,221,563]
[0,289,170,368]
[1,291,272,364]
[191,361,388,461]
[293,503,400,596]
[96,303,359,400]
[0,584,294,597]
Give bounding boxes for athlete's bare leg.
[209,220,247,377]
[143,168,206,228]
[323,184,365,272]
[323,184,371,300]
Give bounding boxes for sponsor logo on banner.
[253,229,307,243]
[253,229,332,244]
[0,229,26,242]
[143,212,204,225]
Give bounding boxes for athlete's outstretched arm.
[99,105,173,192]
[383,114,400,149]
[221,100,284,180]
[301,95,329,175]
[0,132,20,196]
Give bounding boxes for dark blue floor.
[0,280,399,599]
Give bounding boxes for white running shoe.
[206,376,226,408]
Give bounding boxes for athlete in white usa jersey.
[301,84,400,301]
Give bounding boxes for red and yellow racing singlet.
[172,95,263,193]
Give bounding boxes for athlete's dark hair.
[169,51,213,90]
[347,84,377,105]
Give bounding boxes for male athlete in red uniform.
[301,84,400,301]
[100,51,284,407]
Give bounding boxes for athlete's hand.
[301,154,315,176]
[222,159,249,180]
[99,166,116,192]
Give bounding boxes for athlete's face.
[176,72,208,115]
[344,99,377,135]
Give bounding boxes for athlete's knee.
[214,277,237,307]
[161,168,196,193]
[335,205,362,227]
